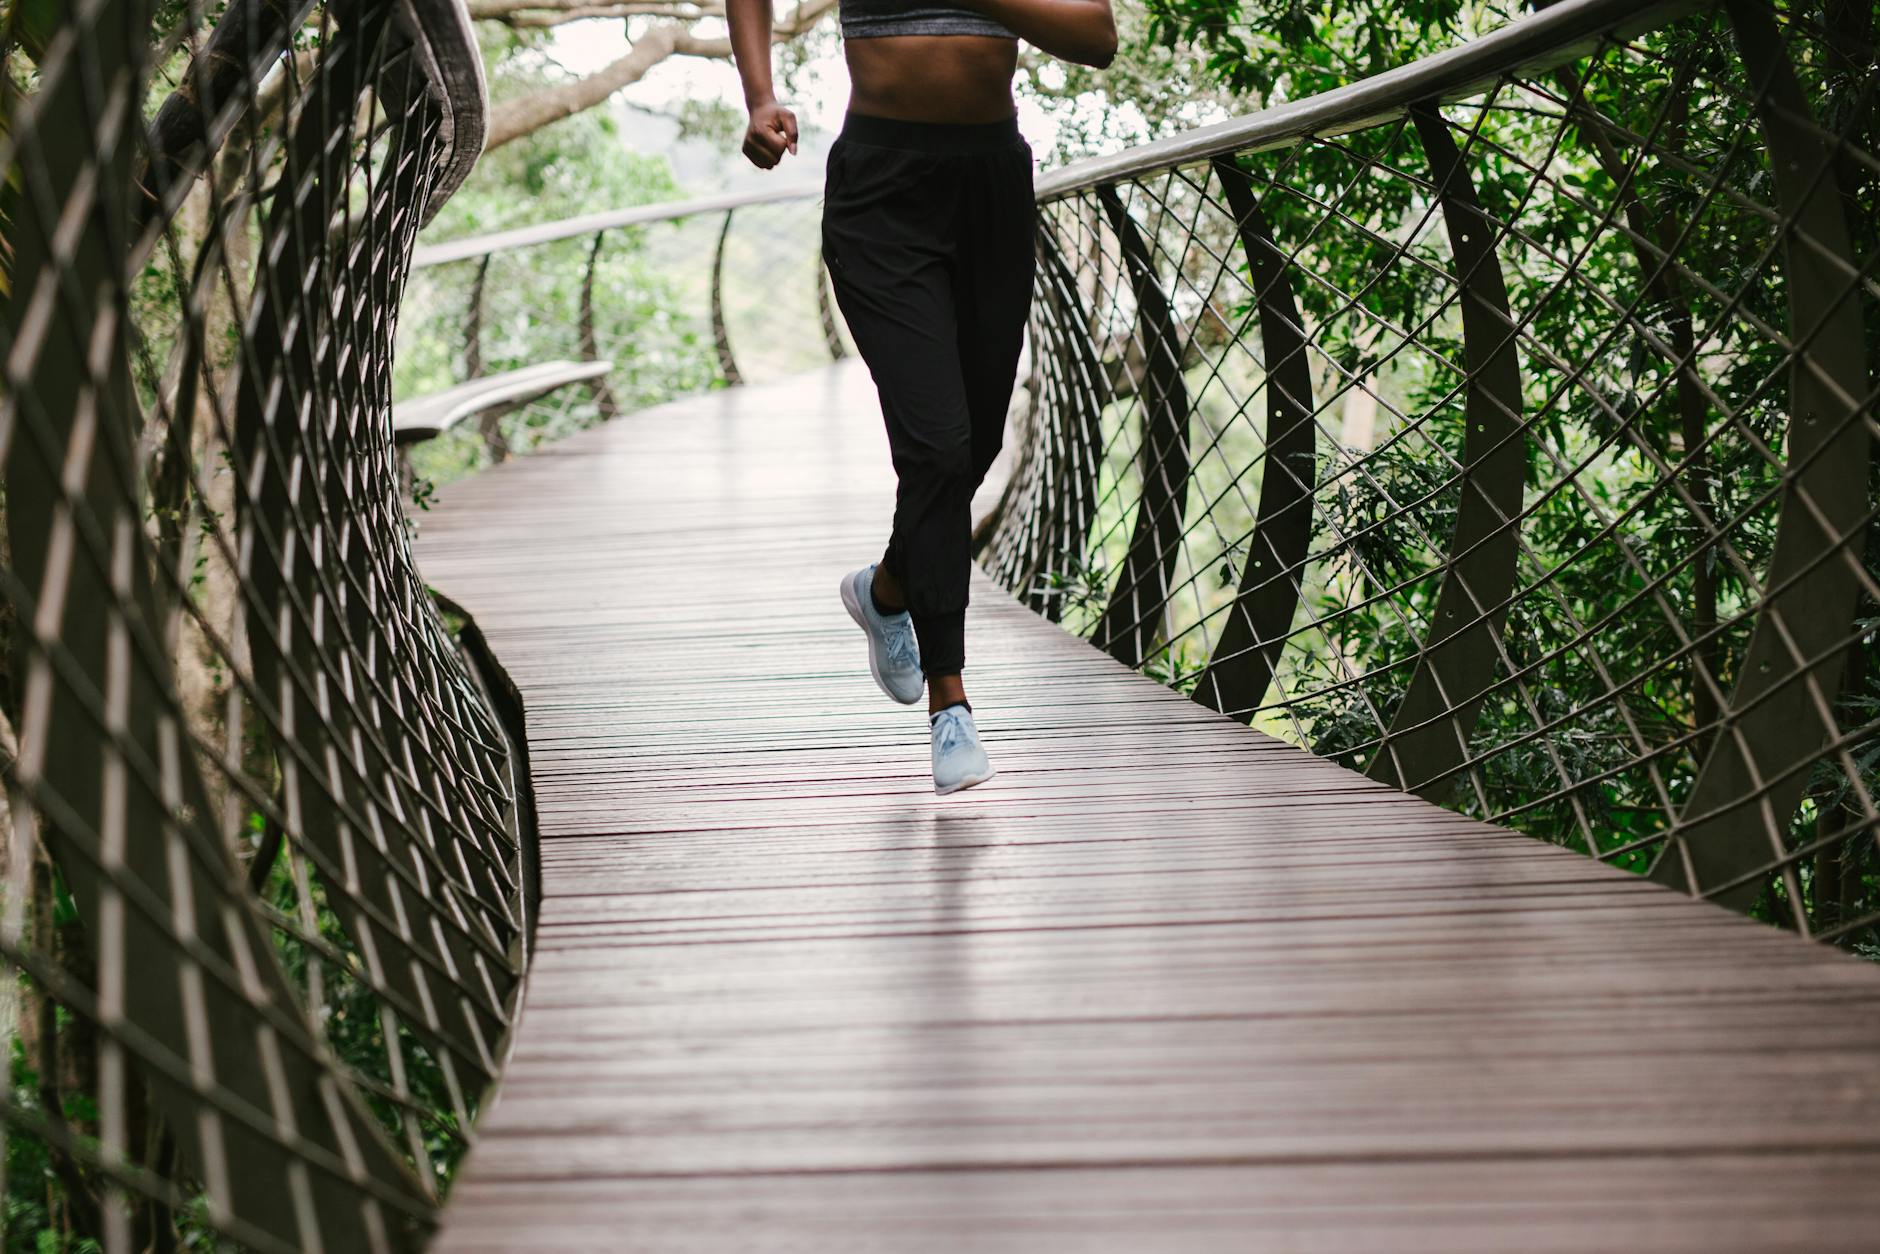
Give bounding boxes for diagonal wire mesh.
[982,0,1879,946]
[1,0,528,1249]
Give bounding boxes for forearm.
[730,0,798,168]
[726,0,777,106]
[966,0,1115,67]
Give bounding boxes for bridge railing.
[981,0,1878,943]
[1,1,527,1249]
[396,180,840,479]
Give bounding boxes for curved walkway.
[416,362,1880,1252]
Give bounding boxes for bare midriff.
[844,35,1019,123]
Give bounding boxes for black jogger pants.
[821,110,1037,677]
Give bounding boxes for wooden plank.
[415,363,1880,1251]
[431,1156,1880,1254]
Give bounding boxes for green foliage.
[0,0,54,299]
[1144,640,1207,693]
[1143,0,1505,100]
[1020,1,1880,941]
[1032,554,1113,631]
[5,1042,58,1254]
[1016,0,1493,161]
[674,96,746,150]
[0,0,61,62]
[1018,0,1243,161]
[252,844,471,1191]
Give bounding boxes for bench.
[393,359,615,446]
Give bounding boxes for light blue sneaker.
[840,564,923,705]
[931,705,995,795]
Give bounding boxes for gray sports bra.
[839,0,1017,40]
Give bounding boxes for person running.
[727,0,1116,794]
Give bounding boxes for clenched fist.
[742,101,799,169]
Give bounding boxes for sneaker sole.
[840,573,922,706]
[935,766,997,796]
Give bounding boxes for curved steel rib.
[711,208,744,386]
[1194,155,1319,720]
[1092,184,1195,667]
[1650,0,1873,911]
[1364,107,1527,801]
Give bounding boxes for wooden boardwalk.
[415,363,1880,1252]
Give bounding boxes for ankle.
[869,584,903,617]
[927,675,968,715]
[868,570,904,616]
[929,699,971,723]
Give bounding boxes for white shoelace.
[933,709,971,754]
[883,615,918,669]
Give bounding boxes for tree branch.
[134,0,320,238]
[469,1,717,26]
[481,0,836,150]
[485,21,681,149]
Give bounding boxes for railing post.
[711,208,744,386]
[465,254,490,381]
[1363,105,1527,802]
[1649,0,1873,914]
[1091,184,1193,668]
[581,230,624,420]
[465,253,512,462]
[1194,155,1318,720]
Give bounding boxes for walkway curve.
[415,363,1880,1252]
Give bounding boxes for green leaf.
[4,0,61,61]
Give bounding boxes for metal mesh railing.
[1,1,527,1249]
[982,0,1879,944]
[395,182,841,487]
